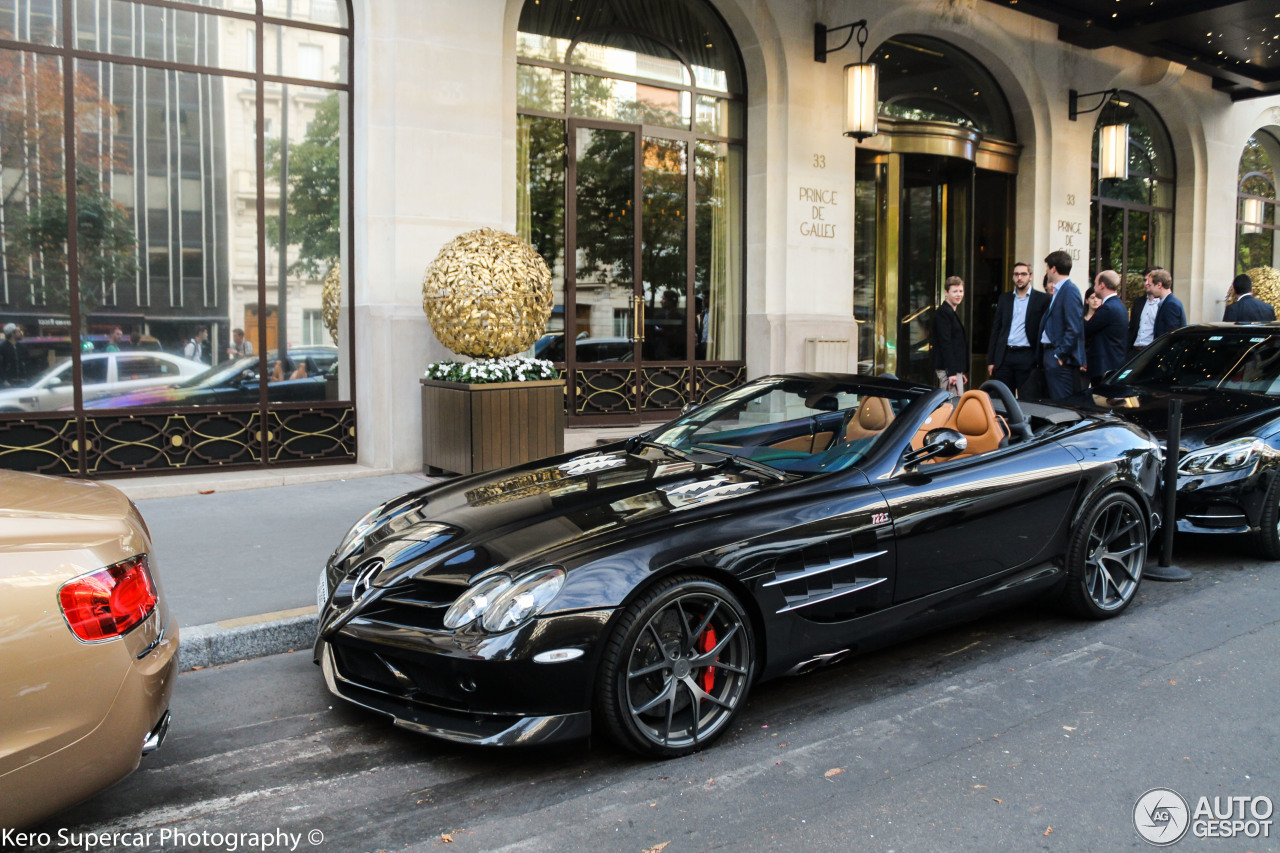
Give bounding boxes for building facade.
[1,0,1278,476]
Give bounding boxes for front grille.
[332,643,473,711]
[357,577,463,632]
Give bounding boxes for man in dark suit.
[1223,273,1277,322]
[1128,267,1186,355]
[932,275,968,394]
[987,261,1049,395]
[1084,269,1128,382]
[1038,250,1086,400]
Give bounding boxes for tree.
[266,90,341,278]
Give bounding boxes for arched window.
[516,0,746,419]
[0,0,354,475]
[1237,131,1280,273]
[871,35,1016,142]
[1089,92,1175,306]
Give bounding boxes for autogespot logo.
[1134,788,1191,846]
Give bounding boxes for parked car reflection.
[82,355,329,409]
[0,351,206,412]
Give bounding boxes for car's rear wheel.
[1249,475,1280,560]
[597,575,755,758]
[1060,490,1147,619]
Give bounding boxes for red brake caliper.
[699,626,718,692]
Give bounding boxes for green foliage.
[266,91,341,278]
[8,168,139,320]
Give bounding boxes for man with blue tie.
[1084,269,1128,382]
[1223,273,1277,322]
[1038,250,1086,400]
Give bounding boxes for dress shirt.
[1134,295,1163,346]
[1008,290,1031,347]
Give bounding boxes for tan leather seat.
[941,390,1003,458]
[843,395,896,442]
[910,402,954,452]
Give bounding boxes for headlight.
[442,575,512,629]
[1178,437,1265,475]
[442,567,566,633]
[481,567,566,633]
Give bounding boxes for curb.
[178,607,317,672]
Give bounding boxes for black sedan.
[315,375,1160,757]
[1088,322,1280,558]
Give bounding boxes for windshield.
[1115,332,1280,394]
[647,377,922,475]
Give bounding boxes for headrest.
[954,392,995,436]
[857,396,894,430]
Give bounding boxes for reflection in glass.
[574,127,634,364]
[518,115,566,359]
[642,137,688,361]
[694,95,742,138]
[695,141,742,361]
[517,65,565,113]
[571,73,690,129]
[1237,132,1280,273]
[0,0,61,46]
[568,36,690,86]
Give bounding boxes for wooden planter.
[420,377,565,476]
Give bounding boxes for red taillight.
[58,555,158,642]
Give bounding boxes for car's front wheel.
[1250,475,1280,560]
[1060,490,1148,619]
[596,575,755,758]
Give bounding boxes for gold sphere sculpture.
[1245,266,1280,314]
[321,264,341,346]
[422,228,553,358]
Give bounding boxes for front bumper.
[318,641,591,746]
[315,607,613,747]
[1175,467,1273,534]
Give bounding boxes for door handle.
[635,295,646,343]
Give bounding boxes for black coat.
[1224,295,1277,322]
[987,289,1050,369]
[1085,296,1128,379]
[931,301,968,376]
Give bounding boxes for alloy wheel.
[623,589,752,750]
[1084,499,1146,611]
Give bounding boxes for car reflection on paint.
[315,374,1161,758]
[0,351,206,412]
[1085,321,1280,558]
[0,471,177,829]
[81,354,329,408]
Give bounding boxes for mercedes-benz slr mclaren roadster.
[315,375,1161,757]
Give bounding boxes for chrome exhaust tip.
[142,710,171,756]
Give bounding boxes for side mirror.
[239,368,258,384]
[902,427,968,468]
[679,402,698,416]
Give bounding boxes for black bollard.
[1146,397,1192,582]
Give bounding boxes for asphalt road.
[24,537,1280,853]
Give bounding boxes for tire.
[1249,475,1280,560]
[596,574,755,758]
[1059,490,1148,619]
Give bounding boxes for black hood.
[1086,383,1280,449]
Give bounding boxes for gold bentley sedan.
[0,472,178,829]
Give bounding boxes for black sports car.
[1088,322,1280,558]
[315,375,1161,757]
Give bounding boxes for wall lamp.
[1242,197,1265,235]
[1069,88,1128,181]
[815,20,878,141]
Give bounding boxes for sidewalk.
[108,425,640,671]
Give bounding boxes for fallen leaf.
[1044,826,1053,836]
[1169,679,1177,685]
[993,798,1003,804]
[824,768,845,778]
[198,489,216,495]
[1063,726,1076,732]
[643,844,670,853]
[441,834,453,843]
[973,784,987,789]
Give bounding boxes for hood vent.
[559,453,626,477]
[660,476,758,509]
